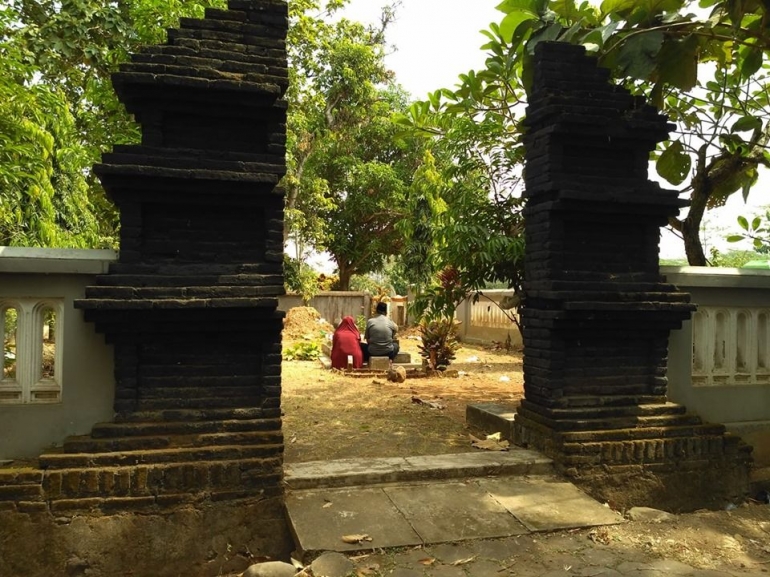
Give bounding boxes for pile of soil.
[282,307,334,342]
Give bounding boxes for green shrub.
[282,341,322,361]
[418,318,461,371]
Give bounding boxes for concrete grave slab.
[285,487,421,556]
[478,476,624,532]
[383,481,529,543]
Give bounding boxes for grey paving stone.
[425,566,467,577]
[615,561,656,573]
[286,487,421,554]
[478,477,624,532]
[542,534,590,554]
[536,552,584,572]
[425,543,477,564]
[383,481,529,543]
[463,560,504,577]
[576,569,623,577]
[386,569,424,577]
[390,548,437,567]
[578,549,623,568]
[645,559,697,574]
[540,571,573,577]
[471,538,520,561]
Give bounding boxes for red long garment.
[330,316,363,369]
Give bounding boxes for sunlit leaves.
[499,10,539,42]
[656,141,692,185]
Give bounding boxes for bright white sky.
[330,0,767,263]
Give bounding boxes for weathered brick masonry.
[0,0,289,514]
[514,42,752,509]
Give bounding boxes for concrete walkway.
[285,450,623,560]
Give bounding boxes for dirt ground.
[281,320,524,463]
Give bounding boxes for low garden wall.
[279,292,372,326]
[665,266,770,466]
[0,247,117,459]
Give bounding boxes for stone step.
[517,405,703,431]
[559,422,727,442]
[561,435,736,465]
[39,443,283,469]
[91,417,281,438]
[0,466,45,505]
[284,450,553,490]
[467,403,734,446]
[522,401,687,421]
[40,457,282,504]
[63,430,282,453]
[113,407,281,423]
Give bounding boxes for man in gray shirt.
[363,301,399,361]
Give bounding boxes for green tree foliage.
[0,7,102,247]
[396,86,526,322]
[285,1,428,290]
[727,208,770,252]
[402,0,770,272]
[2,0,226,247]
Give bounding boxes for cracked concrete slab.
[285,486,421,555]
[479,476,624,532]
[383,481,530,543]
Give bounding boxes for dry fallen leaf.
[322,502,333,508]
[418,558,436,566]
[451,556,477,566]
[342,534,373,544]
[588,528,611,545]
[469,434,509,451]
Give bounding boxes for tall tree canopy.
[285,0,431,290]
[1,0,226,247]
[404,0,770,273]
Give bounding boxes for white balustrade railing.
[691,306,770,387]
[1,298,64,404]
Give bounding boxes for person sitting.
[330,316,364,369]
[362,301,399,363]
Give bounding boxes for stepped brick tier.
[0,0,289,517]
[514,42,752,510]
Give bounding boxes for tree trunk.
[337,264,353,291]
[681,216,707,265]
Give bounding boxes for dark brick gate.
[514,42,752,509]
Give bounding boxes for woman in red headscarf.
[330,316,364,369]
